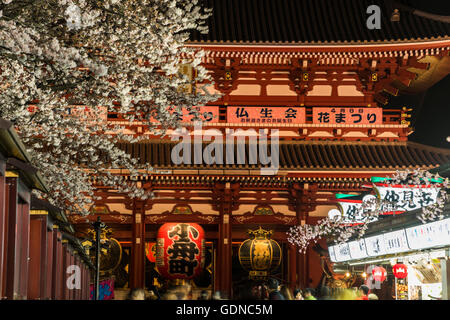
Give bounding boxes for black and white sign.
[348,239,368,259]
[383,229,409,254]
[406,218,450,250]
[334,243,351,262]
[365,235,386,256]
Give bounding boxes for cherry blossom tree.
[0,0,219,215]
[287,168,449,253]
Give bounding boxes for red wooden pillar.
[18,200,30,299]
[79,261,84,300]
[44,227,54,299]
[222,213,232,298]
[84,264,89,300]
[75,256,81,300]
[61,242,70,300]
[81,263,85,300]
[86,265,91,300]
[217,213,232,297]
[61,243,67,300]
[4,176,20,299]
[80,262,85,300]
[130,201,146,289]
[288,244,298,290]
[296,209,308,289]
[4,176,17,299]
[51,227,63,300]
[28,212,48,299]
[69,251,75,300]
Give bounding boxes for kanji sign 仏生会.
[227,106,306,124]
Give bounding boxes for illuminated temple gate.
[69,0,450,298]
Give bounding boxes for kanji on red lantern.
[393,264,408,279]
[372,266,387,282]
[156,223,205,279]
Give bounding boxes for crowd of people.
[125,279,379,301]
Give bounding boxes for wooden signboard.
[313,107,382,124]
[227,106,306,124]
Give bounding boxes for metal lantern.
[238,227,282,278]
[372,266,387,282]
[393,264,408,279]
[156,223,205,279]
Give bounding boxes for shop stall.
[328,205,450,300]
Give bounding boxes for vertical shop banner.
[313,107,382,124]
[90,278,115,300]
[227,106,306,124]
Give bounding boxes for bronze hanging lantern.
[238,227,282,279]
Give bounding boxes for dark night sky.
[388,0,450,149]
[389,74,450,149]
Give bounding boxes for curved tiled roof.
[190,0,450,44]
[117,141,450,170]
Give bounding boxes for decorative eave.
[188,37,450,48]
[187,40,450,60]
[114,140,450,171]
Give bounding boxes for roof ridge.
[406,141,450,155]
[188,36,450,46]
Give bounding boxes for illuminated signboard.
[227,106,306,124]
[365,235,386,257]
[332,194,378,225]
[331,219,450,263]
[348,239,368,260]
[312,107,382,125]
[405,218,450,250]
[334,243,351,262]
[383,229,409,254]
[373,184,441,214]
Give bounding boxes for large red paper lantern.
[393,264,408,279]
[372,266,387,282]
[156,223,205,279]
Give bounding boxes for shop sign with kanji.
[330,193,379,225]
[312,107,382,124]
[227,106,306,124]
[373,183,441,214]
